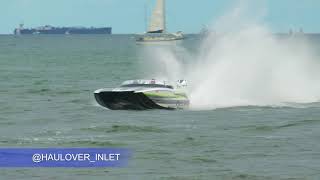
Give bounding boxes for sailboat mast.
[144,3,148,32]
[162,0,166,32]
[148,0,166,33]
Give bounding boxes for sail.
[148,0,166,33]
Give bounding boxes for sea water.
[1,34,320,179]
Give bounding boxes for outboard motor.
[176,80,187,88]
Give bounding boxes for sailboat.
[136,0,184,42]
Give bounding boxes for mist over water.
[141,7,320,110]
[191,29,320,109]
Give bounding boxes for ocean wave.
[82,124,168,133]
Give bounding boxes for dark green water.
[1,35,320,179]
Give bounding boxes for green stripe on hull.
[143,91,188,99]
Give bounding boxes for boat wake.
[140,3,320,110]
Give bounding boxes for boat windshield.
[121,80,173,89]
[121,83,173,89]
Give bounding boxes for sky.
[0,0,319,34]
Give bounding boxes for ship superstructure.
[14,24,112,35]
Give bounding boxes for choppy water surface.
[0,35,320,180]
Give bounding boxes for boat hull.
[14,27,112,35]
[136,33,184,43]
[94,91,189,110]
[136,37,184,42]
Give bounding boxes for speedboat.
[94,79,189,110]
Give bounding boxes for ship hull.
[94,91,189,110]
[136,33,184,43]
[14,27,112,35]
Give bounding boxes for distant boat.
[288,28,305,37]
[136,0,184,42]
[199,25,216,37]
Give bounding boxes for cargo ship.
[14,24,112,35]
